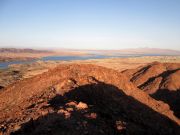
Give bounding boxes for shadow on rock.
[151,89,180,118]
[11,82,180,135]
[139,68,180,89]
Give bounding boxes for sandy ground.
[0,56,180,88]
[64,56,180,71]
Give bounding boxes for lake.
[0,55,139,69]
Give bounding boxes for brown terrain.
[0,63,180,134]
[0,54,180,134]
[122,62,180,118]
[1,56,180,89]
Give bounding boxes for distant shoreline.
[1,54,180,69]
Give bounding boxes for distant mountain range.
[0,47,180,56]
[0,48,52,53]
[84,48,180,56]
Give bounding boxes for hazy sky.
[0,0,180,50]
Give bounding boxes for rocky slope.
[0,64,179,135]
[122,62,180,118]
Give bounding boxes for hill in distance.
[0,48,52,54]
[1,47,180,57]
[83,48,180,56]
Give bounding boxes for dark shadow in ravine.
[138,68,180,88]
[0,85,4,90]
[11,82,180,135]
[151,89,180,118]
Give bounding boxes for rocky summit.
[0,64,179,135]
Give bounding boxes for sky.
[0,0,180,50]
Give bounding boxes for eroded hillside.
[0,64,179,135]
[122,62,180,118]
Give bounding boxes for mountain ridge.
[0,64,179,134]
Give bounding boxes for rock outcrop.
[0,64,179,135]
[122,62,180,118]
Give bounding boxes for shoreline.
[0,55,180,89]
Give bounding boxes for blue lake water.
[0,60,37,69]
[0,55,139,69]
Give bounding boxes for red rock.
[76,102,88,110]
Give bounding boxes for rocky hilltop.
[122,62,180,118]
[0,64,179,135]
